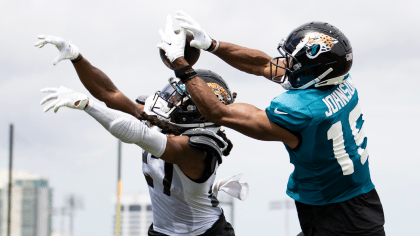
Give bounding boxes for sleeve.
[84,100,167,157]
[265,93,313,132]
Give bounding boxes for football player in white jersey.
[36,36,248,236]
[157,12,385,236]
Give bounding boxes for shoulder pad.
[182,128,227,150]
[182,128,227,164]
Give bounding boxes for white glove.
[34,35,79,65]
[157,15,186,63]
[40,86,89,113]
[175,11,212,50]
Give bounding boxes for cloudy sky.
[1,0,419,235]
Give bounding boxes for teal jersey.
[266,76,374,205]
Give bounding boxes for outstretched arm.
[174,58,298,148]
[34,35,144,119]
[175,11,286,79]
[71,54,144,118]
[40,87,206,179]
[210,41,274,78]
[189,75,298,148]
[158,15,298,149]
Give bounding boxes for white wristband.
[211,39,220,53]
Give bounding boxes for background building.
[0,170,53,236]
[112,192,234,236]
[112,193,152,236]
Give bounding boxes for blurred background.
[1,0,419,235]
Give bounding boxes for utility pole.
[115,140,122,236]
[65,194,83,236]
[61,207,67,236]
[7,124,14,236]
[285,201,291,236]
[69,196,74,236]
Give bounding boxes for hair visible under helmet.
[270,21,353,90]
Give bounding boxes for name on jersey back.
[322,79,356,117]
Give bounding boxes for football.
[159,30,200,70]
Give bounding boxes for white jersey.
[142,150,223,235]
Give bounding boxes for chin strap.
[315,73,348,87]
[293,68,334,90]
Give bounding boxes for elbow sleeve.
[109,117,167,157]
[85,100,167,157]
[108,117,141,143]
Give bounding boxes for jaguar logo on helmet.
[270,22,353,90]
[207,82,231,104]
[303,32,339,59]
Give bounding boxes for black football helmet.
[270,21,353,90]
[149,69,234,128]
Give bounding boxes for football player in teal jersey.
[158,12,385,236]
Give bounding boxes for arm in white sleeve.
[84,100,167,157]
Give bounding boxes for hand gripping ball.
[159,30,200,70]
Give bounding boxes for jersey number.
[143,152,174,197]
[327,103,369,175]
[163,162,174,196]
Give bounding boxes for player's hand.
[40,86,89,113]
[157,15,186,63]
[34,35,79,65]
[175,11,212,50]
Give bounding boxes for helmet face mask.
[270,22,353,90]
[151,82,184,120]
[150,71,233,128]
[270,40,308,90]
